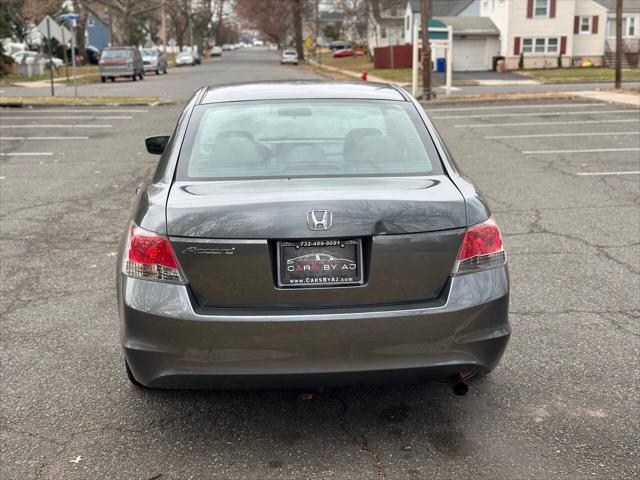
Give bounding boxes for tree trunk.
[615,0,622,89]
[293,0,304,60]
[73,0,87,64]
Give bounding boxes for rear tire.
[156,69,160,75]
[132,74,137,82]
[139,71,144,80]
[100,76,106,83]
[125,359,145,388]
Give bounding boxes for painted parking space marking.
[0,116,133,120]
[486,131,640,139]
[455,119,640,128]
[576,171,640,176]
[0,109,148,114]
[433,109,638,119]
[523,147,640,154]
[0,152,54,156]
[428,103,609,112]
[0,125,112,129]
[0,136,90,140]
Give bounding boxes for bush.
[518,53,524,70]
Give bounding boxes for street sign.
[60,13,80,21]
[37,16,71,44]
[305,38,313,48]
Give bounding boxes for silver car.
[141,48,167,75]
[280,50,299,65]
[118,82,510,393]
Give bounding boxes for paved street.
[1,48,639,479]
[1,48,320,102]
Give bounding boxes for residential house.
[367,5,405,49]
[597,0,639,66]
[480,0,640,69]
[403,0,499,71]
[403,0,481,43]
[85,13,109,51]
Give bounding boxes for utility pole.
[107,0,114,46]
[46,17,55,96]
[615,0,622,89]
[161,0,167,54]
[316,0,320,67]
[420,0,432,100]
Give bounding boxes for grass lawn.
[519,67,640,83]
[0,65,99,85]
[0,95,171,106]
[311,52,475,85]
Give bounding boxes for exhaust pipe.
[447,374,469,396]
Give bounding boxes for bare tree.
[293,0,304,59]
[235,0,294,48]
[4,0,64,43]
[90,0,162,45]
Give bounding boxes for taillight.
[122,224,184,283]
[452,218,506,275]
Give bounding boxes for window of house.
[88,15,95,27]
[381,27,387,39]
[534,0,549,17]
[628,17,636,36]
[522,37,560,55]
[608,17,638,37]
[580,16,591,34]
[405,15,410,30]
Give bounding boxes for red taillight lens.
[453,218,506,275]
[122,224,184,283]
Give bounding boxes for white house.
[403,0,500,71]
[403,0,481,43]
[480,0,640,69]
[367,5,405,49]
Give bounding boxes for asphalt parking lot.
[1,55,639,479]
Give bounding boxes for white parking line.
[455,119,640,128]
[486,131,640,139]
[576,171,640,176]
[0,125,112,128]
[433,109,638,119]
[0,116,132,120]
[0,136,89,140]
[429,103,608,112]
[0,152,54,156]
[0,109,148,113]
[523,148,640,154]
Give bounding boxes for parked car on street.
[211,46,223,57]
[141,48,167,75]
[280,49,299,65]
[118,81,510,392]
[12,51,64,69]
[99,46,144,82]
[332,49,364,58]
[192,51,202,64]
[176,51,197,66]
[329,41,347,51]
[222,44,233,51]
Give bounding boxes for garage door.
[453,39,487,71]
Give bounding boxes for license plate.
[277,239,363,287]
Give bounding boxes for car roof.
[201,81,406,104]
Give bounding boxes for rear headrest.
[211,136,265,169]
[343,128,382,158]
[351,135,402,171]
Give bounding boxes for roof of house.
[435,16,499,36]
[592,0,640,13]
[408,0,475,16]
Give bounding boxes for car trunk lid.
[167,176,466,308]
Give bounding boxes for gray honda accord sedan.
[117,81,510,392]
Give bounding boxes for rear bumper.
[119,267,510,388]
[100,66,135,77]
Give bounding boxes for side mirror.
[145,135,170,155]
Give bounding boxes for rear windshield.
[283,51,297,55]
[177,100,442,180]
[101,49,132,59]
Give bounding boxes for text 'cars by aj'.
[117,82,510,394]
